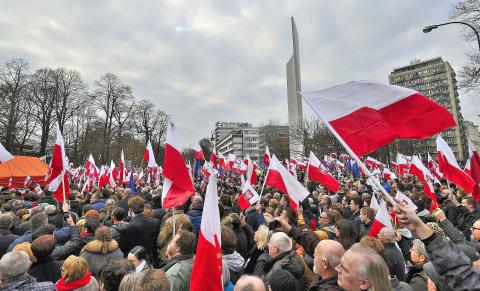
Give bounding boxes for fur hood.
[81,239,119,254]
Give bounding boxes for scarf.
[55,272,92,291]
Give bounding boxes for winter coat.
[90,200,105,212]
[223,251,245,284]
[383,243,406,282]
[358,220,372,240]
[261,250,305,291]
[244,246,268,274]
[53,226,84,260]
[80,239,124,278]
[110,222,128,243]
[1,273,56,291]
[163,254,194,291]
[8,226,71,252]
[424,233,480,290]
[187,205,203,238]
[439,218,480,252]
[405,264,427,291]
[351,211,361,237]
[309,274,342,291]
[0,228,18,257]
[456,206,480,233]
[121,214,160,264]
[390,275,412,291]
[28,256,63,283]
[117,196,129,212]
[37,196,58,206]
[55,272,99,291]
[245,207,261,231]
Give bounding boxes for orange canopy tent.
[0,156,48,188]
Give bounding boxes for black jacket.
[383,243,406,282]
[0,229,18,258]
[309,274,342,291]
[117,196,130,211]
[28,256,63,283]
[120,214,160,265]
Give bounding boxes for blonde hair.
[62,255,89,283]
[13,242,36,264]
[76,218,86,235]
[359,236,385,255]
[255,225,270,250]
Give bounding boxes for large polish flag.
[143,140,158,168]
[409,155,437,205]
[46,125,70,202]
[308,151,340,193]
[436,135,475,194]
[466,141,480,201]
[162,122,195,208]
[395,153,410,175]
[265,155,309,209]
[192,142,206,161]
[264,145,271,167]
[0,142,13,163]
[369,200,393,238]
[108,161,117,188]
[238,181,260,211]
[190,174,222,291]
[300,81,456,156]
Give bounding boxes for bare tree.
[92,73,133,163]
[449,0,480,92]
[29,68,58,156]
[0,58,31,152]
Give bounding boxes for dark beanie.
[268,269,296,291]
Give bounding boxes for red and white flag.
[383,167,397,181]
[466,141,480,201]
[300,81,456,156]
[369,201,393,238]
[108,161,117,188]
[436,135,475,194]
[465,158,472,177]
[427,153,443,184]
[210,148,218,169]
[265,155,309,209]
[365,156,383,169]
[370,193,379,211]
[409,155,437,205]
[98,166,108,189]
[245,154,258,185]
[396,190,417,210]
[46,125,70,202]
[0,142,13,163]
[162,122,195,208]
[264,145,270,167]
[192,142,206,161]
[395,153,410,175]
[308,151,340,193]
[227,153,236,170]
[238,181,260,211]
[143,140,158,168]
[119,150,126,185]
[190,174,222,291]
[290,157,307,170]
[218,153,226,169]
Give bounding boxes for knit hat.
[268,269,296,291]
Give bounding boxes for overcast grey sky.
[1,0,478,148]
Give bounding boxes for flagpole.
[61,170,67,203]
[307,105,395,206]
[259,168,270,198]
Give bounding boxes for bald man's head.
[234,275,266,291]
[314,239,345,278]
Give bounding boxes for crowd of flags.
[1,81,480,290]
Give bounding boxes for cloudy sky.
[1,0,478,148]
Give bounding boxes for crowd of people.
[0,164,479,291]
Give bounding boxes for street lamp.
[423,21,480,51]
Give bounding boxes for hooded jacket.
[1,273,55,291]
[223,251,245,284]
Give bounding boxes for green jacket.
[165,255,194,291]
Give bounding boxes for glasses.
[471,227,480,231]
[319,216,328,219]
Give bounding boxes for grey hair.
[349,243,392,291]
[322,252,342,270]
[270,232,292,254]
[30,212,48,231]
[0,214,13,229]
[379,227,396,243]
[0,251,31,279]
[119,272,144,291]
[192,195,203,205]
[412,239,428,258]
